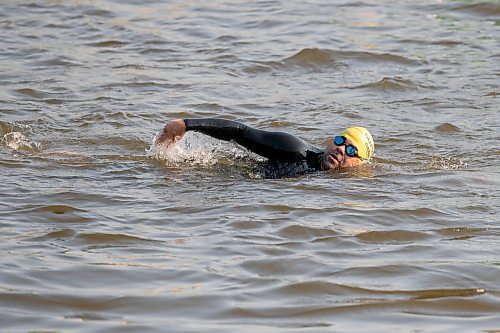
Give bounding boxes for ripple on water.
[31,56,82,68]
[332,206,458,229]
[282,48,339,68]
[284,48,422,67]
[0,204,92,225]
[10,88,67,105]
[451,2,500,17]
[240,257,328,278]
[434,122,462,133]
[276,224,339,241]
[217,289,497,328]
[243,48,422,74]
[352,77,420,92]
[355,229,432,244]
[435,227,493,241]
[74,232,159,245]
[26,228,77,241]
[12,88,51,99]
[86,40,129,48]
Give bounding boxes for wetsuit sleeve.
[183,118,323,162]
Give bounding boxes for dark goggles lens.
[333,135,359,158]
[334,135,345,146]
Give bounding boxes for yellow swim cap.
[340,126,374,160]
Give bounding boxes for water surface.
[1,1,499,332]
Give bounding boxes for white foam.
[2,131,41,152]
[147,131,263,167]
[423,156,468,170]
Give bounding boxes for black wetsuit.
[184,118,325,178]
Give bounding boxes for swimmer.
[156,118,374,175]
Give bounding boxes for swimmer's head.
[320,126,374,171]
[340,126,374,160]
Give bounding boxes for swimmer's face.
[320,137,363,171]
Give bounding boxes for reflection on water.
[0,0,499,332]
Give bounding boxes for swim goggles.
[334,135,360,158]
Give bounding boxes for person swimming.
[155,118,374,177]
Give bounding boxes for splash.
[1,131,41,152]
[422,156,468,170]
[147,131,263,167]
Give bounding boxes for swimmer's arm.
[185,118,322,161]
[158,118,322,161]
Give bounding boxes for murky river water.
[1,1,499,332]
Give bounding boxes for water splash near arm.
[148,131,264,167]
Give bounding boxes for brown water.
[1,1,499,332]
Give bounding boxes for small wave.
[282,48,422,68]
[355,230,432,244]
[400,38,464,47]
[13,88,50,99]
[277,225,338,241]
[332,50,421,66]
[139,47,175,55]
[28,229,76,241]
[243,62,282,74]
[435,227,489,241]
[243,48,421,74]
[186,102,231,112]
[34,205,86,214]
[434,123,461,133]
[245,48,342,73]
[87,40,129,48]
[100,81,191,91]
[83,8,114,18]
[485,91,498,97]
[76,232,158,245]
[11,88,67,104]
[352,77,419,92]
[282,48,338,67]
[0,121,15,135]
[4,204,93,224]
[452,3,500,17]
[31,57,81,67]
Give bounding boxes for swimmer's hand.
[156,119,186,146]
